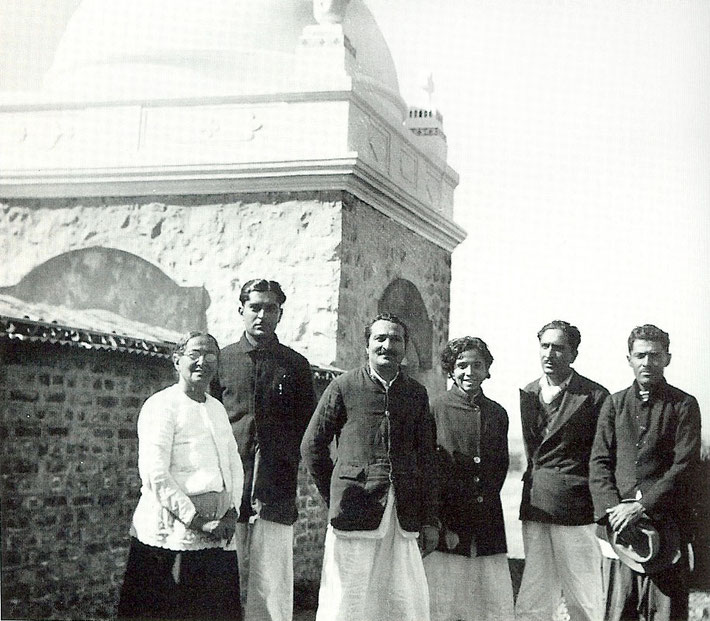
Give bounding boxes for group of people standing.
[116,278,702,621]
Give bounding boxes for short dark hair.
[440,336,494,375]
[239,279,286,305]
[628,324,670,353]
[173,331,220,356]
[537,320,581,351]
[365,313,409,345]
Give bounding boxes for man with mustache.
[301,313,439,621]
[219,279,317,621]
[590,324,701,620]
[516,320,609,621]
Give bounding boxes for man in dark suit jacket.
[516,320,609,621]
[590,324,701,621]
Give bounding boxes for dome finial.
[421,72,435,107]
[313,0,351,24]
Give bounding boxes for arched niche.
[377,278,432,371]
[0,246,209,334]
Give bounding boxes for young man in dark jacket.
[219,279,316,621]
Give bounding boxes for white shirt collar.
[369,364,400,389]
[539,370,574,404]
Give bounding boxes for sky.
[368,0,710,442]
[1,0,708,442]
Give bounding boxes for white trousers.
[315,494,430,621]
[515,521,603,621]
[424,549,515,621]
[235,519,294,621]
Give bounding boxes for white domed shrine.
[0,0,465,392]
[44,0,403,117]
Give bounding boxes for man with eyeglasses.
[219,279,317,621]
[301,313,439,621]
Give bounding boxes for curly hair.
[440,336,494,375]
[627,324,670,353]
[537,320,581,351]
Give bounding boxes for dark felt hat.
[604,517,682,574]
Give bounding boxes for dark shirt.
[431,386,509,557]
[219,334,317,525]
[590,380,701,530]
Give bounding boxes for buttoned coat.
[431,387,509,557]
[589,381,701,533]
[519,371,609,525]
[218,334,317,525]
[300,366,438,533]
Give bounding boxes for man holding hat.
[590,324,701,620]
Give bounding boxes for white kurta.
[316,487,430,621]
[130,384,244,551]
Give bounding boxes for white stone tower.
[0,0,466,395]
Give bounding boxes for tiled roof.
[0,294,179,358]
[0,294,345,377]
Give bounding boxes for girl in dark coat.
[424,337,514,621]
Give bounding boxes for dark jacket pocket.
[530,468,592,519]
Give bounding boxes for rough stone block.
[9,389,39,402]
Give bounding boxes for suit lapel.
[542,373,590,441]
[520,385,546,457]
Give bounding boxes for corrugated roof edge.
[0,314,175,359]
[0,313,347,380]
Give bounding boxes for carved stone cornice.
[0,84,465,251]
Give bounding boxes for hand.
[211,509,238,542]
[420,525,440,557]
[443,528,460,551]
[606,501,644,533]
[188,513,219,537]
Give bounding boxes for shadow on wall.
[2,246,209,334]
[378,278,433,374]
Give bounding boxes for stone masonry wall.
[0,342,175,620]
[337,192,452,398]
[293,371,333,600]
[0,192,342,368]
[0,339,334,619]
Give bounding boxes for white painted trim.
[0,156,466,251]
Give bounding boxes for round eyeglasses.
[183,351,218,363]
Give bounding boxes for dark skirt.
[117,538,241,621]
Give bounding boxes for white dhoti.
[514,521,603,621]
[235,518,294,621]
[315,488,430,621]
[424,546,514,621]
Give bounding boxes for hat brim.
[605,518,681,575]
